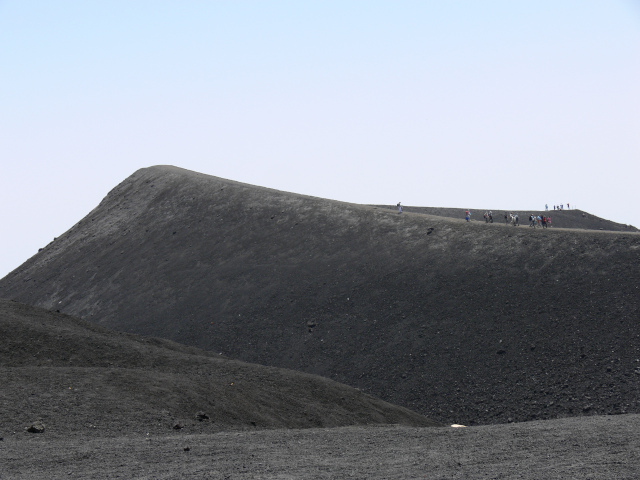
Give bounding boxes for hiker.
[397,202,402,213]
[567,203,570,209]
[542,216,547,228]
[488,211,493,223]
[504,213,508,224]
[545,204,548,211]
[547,216,551,227]
[465,210,471,222]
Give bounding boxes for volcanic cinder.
[0,299,437,437]
[2,165,639,426]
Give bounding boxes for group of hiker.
[395,204,559,229]
[465,210,496,223]
[526,214,551,228]
[500,212,552,227]
[546,203,570,211]
[462,209,554,228]
[502,212,552,227]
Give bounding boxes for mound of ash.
[375,206,638,232]
[0,299,438,437]
[1,165,639,426]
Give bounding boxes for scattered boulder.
[195,412,209,422]
[26,421,45,433]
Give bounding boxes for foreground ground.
[2,414,639,479]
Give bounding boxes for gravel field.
[3,415,640,479]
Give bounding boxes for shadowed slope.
[1,165,639,425]
[0,299,438,437]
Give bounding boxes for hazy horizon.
[1,1,639,278]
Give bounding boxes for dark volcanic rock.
[194,412,209,422]
[1,165,639,426]
[26,420,45,433]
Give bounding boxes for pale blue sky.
[1,1,639,278]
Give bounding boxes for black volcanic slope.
[2,165,639,426]
[0,299,437,437]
